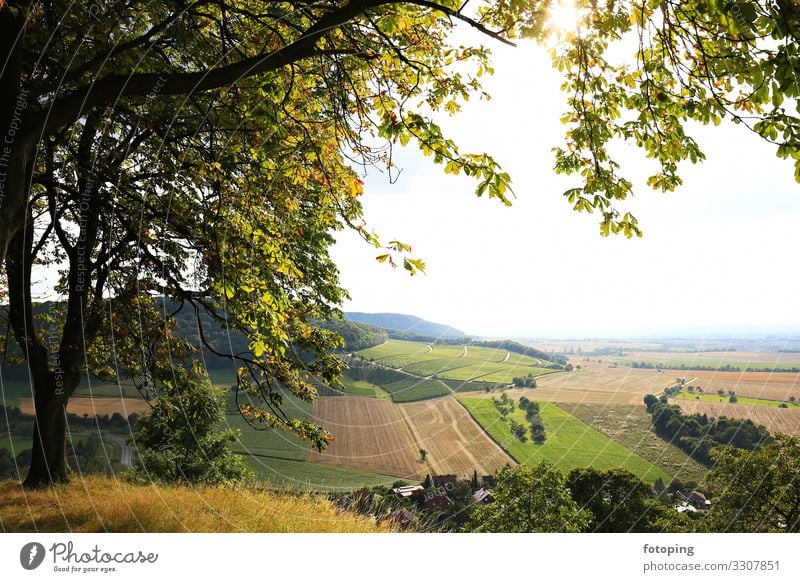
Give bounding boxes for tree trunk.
[24,385,71,488]
[0,3,30,265]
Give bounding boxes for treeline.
[472,339,566,365]
[643,395,770,464]
[632,361,800,373]
[632,362,742,372]
[388,331,465,343]
[316,319,388,351]
[512,373,537,388]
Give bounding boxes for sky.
[331,34,800,339]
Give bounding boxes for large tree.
[466,463,591,532]
[705,435,800,532]
[2,1,800,488]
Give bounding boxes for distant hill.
[345,312,467,340]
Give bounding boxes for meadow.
[557,403,708,483]
[457,397,670,484]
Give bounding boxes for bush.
[128,361,251,486]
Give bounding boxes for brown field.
[680,370,800,401]
[18,396,149,417]
[674,400,800,436]
[398,397,514,477]
[309,396,423,479]
[465,366,679,405]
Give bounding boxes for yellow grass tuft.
[0,475,393,533]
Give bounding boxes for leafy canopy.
[3,0,800,460]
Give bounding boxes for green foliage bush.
[129,362,251,486]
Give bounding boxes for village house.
[471,488,492,505]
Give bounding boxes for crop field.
[673,370,800,401]
[458,397,670,484]
[225,393,403,490]
[358,340,559,386]
[673,390,800,408]
[537,366,678,396]
[607,350,800,370]
[557,403,708,483]
[17,396,149,417]
[672,400,800,436]
[399,397,514,477]
[380,377,450,402]
[309,396,423,479]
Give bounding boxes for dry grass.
[17,397,150,417]
[398,397,514,477]
[0,475,392,533]
[309,396,422,479]
[673,400,800,436]
[679,371,800,401]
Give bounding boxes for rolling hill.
[346,312,467,339]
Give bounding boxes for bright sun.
[546,0,585,35]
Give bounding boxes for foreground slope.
[0,476,392,533]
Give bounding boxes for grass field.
[241,454,404,491]
[673,390,800,408]
[309,396,423,479]
[399,397,514,477]
[458,397,670,484]
[380,377,451,402]
[358,340,559,386]
[0,475,393,532]
[672,400,800,436]
[557,403,708,483]
[0,433,32,455]
[339,376,388,398]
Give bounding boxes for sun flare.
[546,0,585,36]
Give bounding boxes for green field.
[0,433,33,455]
[673,390,800,408]
[458,397,670,484]
[380,377,451,402]
[557,403,708,483]
[242,454,405,492]
[358,339,561,386]
[339,375,388,398]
